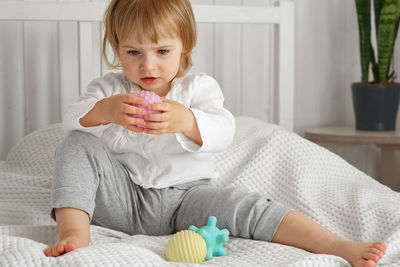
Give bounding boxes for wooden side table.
[305,126,400,191]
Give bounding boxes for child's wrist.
[97,99,109,125]
[183,108,195,133]
[182,108,202,145]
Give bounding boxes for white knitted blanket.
[1,117,399,266]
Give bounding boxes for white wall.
[1,0,399,184]
[295,0,400,183]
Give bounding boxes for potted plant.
[353,0,400,131]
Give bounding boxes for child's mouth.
[141,77,158,84]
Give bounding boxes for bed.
[1,1,400,266]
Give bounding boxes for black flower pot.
[351,83,400,131]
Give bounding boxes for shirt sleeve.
[62,73,119,137]
[176,74,235,153]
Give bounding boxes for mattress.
[1,116,399,266]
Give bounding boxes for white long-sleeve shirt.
[63,71,235,188]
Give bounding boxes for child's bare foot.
[272,211,386,267]
[44,207,90,257]
[336,241,386,267]
[44,230,89,257]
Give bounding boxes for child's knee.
[66,130,99,145]
[176,186,289,240]
[58,131,101,153]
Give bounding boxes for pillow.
[4,123,65,177]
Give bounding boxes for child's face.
[118,33,184,96]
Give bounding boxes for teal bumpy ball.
[189,216,230,260]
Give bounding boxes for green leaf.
[374,0,384,41]
[377,0,399,83]
[393,0,400,48]
[355,0,373,82]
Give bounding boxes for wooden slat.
[78,21,102,95]
[0,2,107,22]
[212,0,242,116]
[0,2,282,24]
[278,0,295,131]
[0,21,25,160]
[23,21,60,134]
[194,5,281,24]
[59,21,80,118]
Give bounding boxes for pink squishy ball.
[130,90,162,128]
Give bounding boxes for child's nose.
[140,55,155,71]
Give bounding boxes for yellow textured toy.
[165,230,207,264]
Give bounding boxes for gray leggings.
[51,131,290,241]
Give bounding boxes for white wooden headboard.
[0,0,294,159]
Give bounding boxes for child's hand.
[101,93,147,132]
[144,98,202,144]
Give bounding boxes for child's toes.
[65,242,78,253]
[51,245,62,257]
[362,251,379,262]
[364,259,376,267]
[50,246,58,257]
[43,247,52,257]
[56,243,66,254]
[44,246,57,257]
[369,247,384,258]
[373,242,386,252]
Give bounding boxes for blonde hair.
[103,0,197,77]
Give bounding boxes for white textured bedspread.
[1,117,400,266]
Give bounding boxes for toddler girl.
[44,1,386,266]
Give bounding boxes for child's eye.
[158,49,169,55]
[128,50,140,55]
